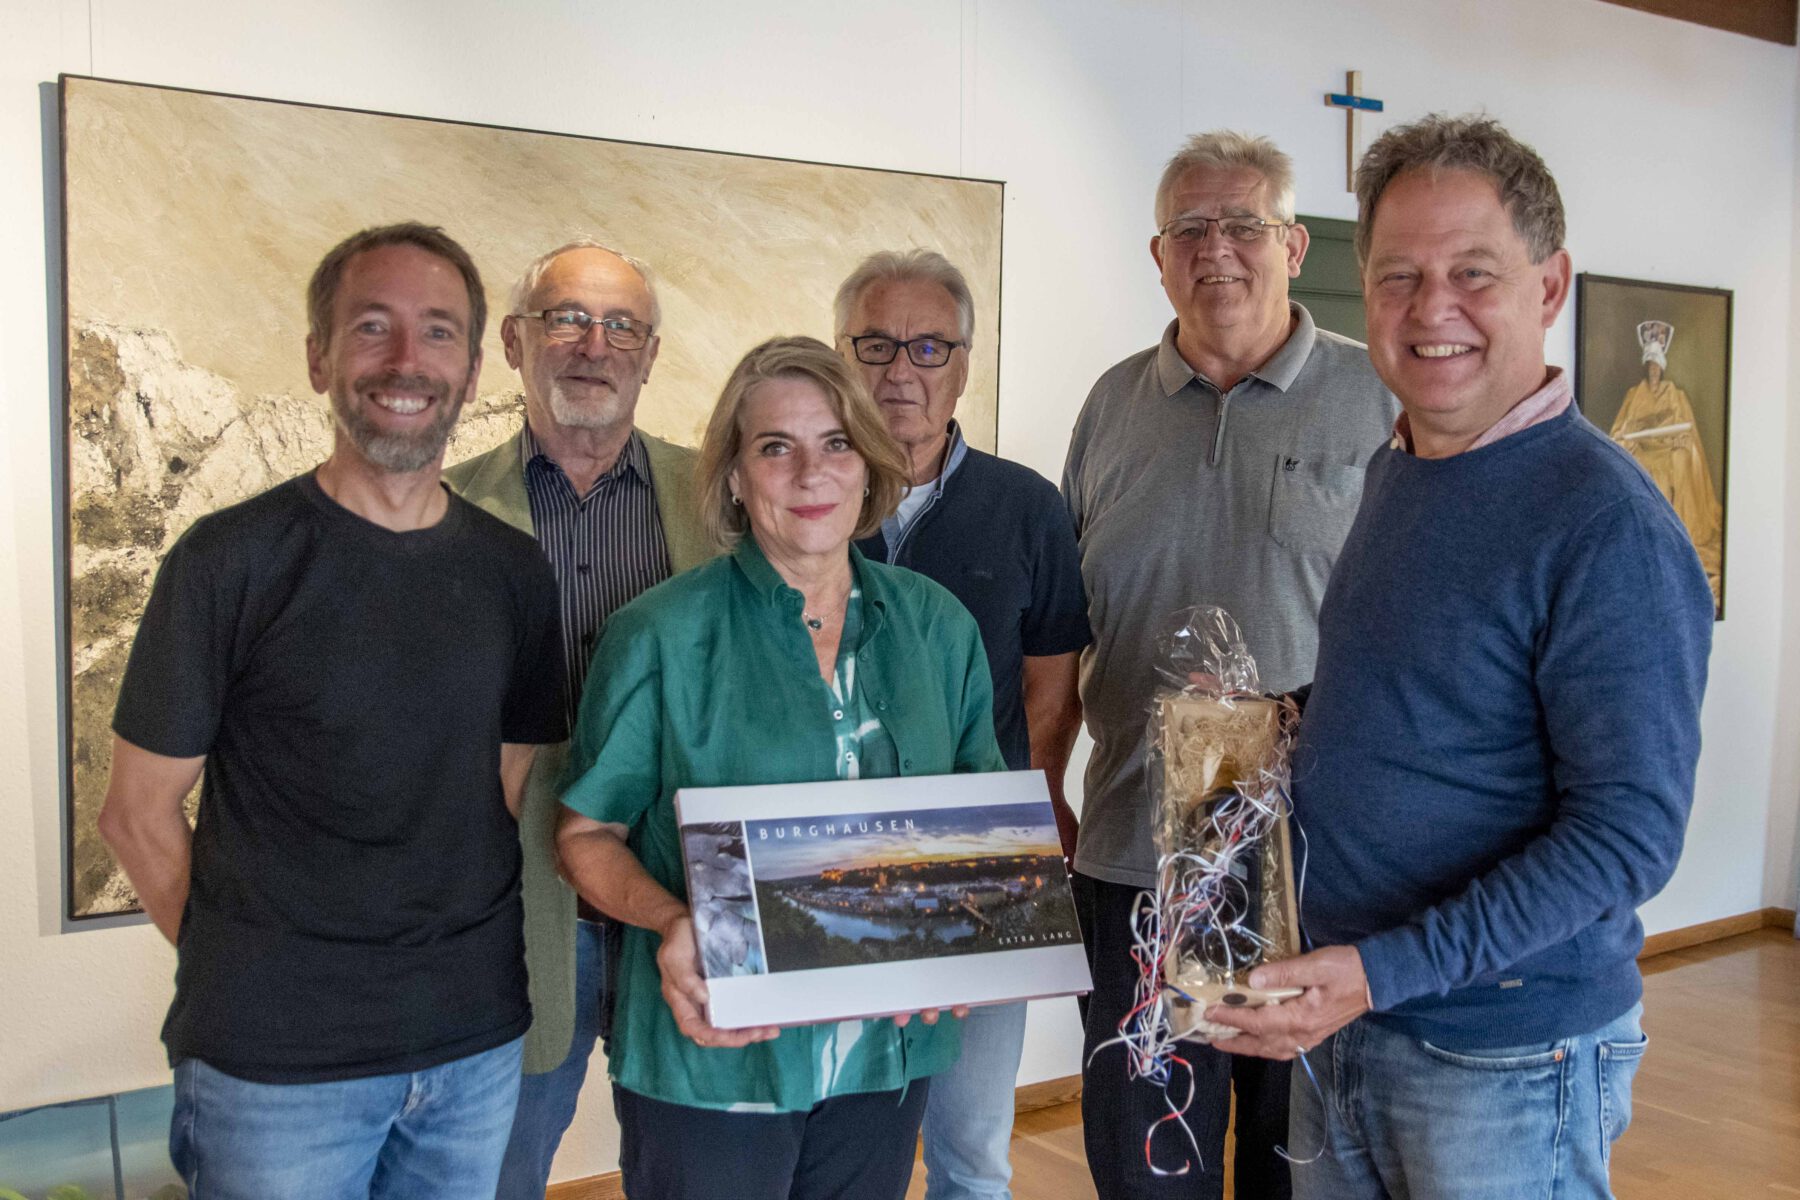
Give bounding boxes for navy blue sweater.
[1293,404,1713,1048]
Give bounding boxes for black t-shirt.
[857,446,1091,770]
[113,474,566,1083]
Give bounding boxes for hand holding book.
[655,913,781,1049]
[891,1004,971,1028]
[665,905,969,1034]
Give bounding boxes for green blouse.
[561,535,1007,1112]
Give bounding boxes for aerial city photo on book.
[675,771,1091,1028]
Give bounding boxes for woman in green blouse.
[556,336,1007,1200]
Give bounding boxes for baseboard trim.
[1015,1072,1083,1114]
[548,911,1796,1198]
[1639,906,1795,959]
[546,1174,624,1200]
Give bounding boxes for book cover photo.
[675,771,1091,1028]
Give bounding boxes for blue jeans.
[170,1036,524,1200]
[495,918,606,1199]
[1291,1004,1647,1199]
[921,1000,1029,1199]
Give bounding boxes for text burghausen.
[757,818,918,840]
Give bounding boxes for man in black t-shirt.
[101,222,566,1199]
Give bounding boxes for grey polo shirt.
[1062,303,1397,887]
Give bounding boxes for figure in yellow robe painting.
[1609,319,1723,612]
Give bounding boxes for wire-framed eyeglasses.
[1158,215,1292,246]
[517,309,654,350]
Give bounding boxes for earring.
[863,486,871,497]
[731,494,742,506]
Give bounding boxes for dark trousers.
[614,1080,930,1200]
[1073,872,1293,1200]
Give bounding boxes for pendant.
[805,615,824,632]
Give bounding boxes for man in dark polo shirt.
[444,238,709,1200]
[837,249,1090,1200]
[100,222,566,1197]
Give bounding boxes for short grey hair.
[506,237,662,330]
[1354,113,1565,266]
[1154,131,1297,229]
[833,249,975,346]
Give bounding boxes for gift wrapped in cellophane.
[1144,607,1301,1042]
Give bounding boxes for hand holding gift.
[1202,944,1373,1059]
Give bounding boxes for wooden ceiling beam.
[1596,0,1797,45]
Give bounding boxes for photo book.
[674,770,1092,1029]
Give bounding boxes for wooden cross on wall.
[1325,71,1384,192]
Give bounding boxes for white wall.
[1777,41,1800,924]
[3,0,1795,1183]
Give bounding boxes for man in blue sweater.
[1203,115,1714,1198]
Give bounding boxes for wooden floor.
[909,928,1800,1199]
[1617,928,1800,1196]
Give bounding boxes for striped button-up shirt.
[520,425,672,729]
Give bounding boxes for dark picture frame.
[1575,273,1731,620]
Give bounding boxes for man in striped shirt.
[445,240,710,1200]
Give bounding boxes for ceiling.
[1597,0,1797,45]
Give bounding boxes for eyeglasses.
[1158,215,1292,245]
[847,335,964,369]
[517,309,654,350]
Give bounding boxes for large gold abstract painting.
[61,75,1003,919]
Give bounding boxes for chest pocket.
[1267,454,1365,555]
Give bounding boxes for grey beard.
[332,380,464,473]
[547,378,632,431]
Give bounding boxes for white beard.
[547,376,634,431]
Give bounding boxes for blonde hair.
[696,336,910,551]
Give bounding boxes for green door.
[1293,215,1365,344]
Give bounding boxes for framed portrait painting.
[1575,274,1731,620]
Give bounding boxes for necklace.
[802,588,850,635]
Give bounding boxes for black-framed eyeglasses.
[847,334,964,369]
[1158,215,1292,245]
[518,309,654,349]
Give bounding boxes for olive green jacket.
[445,426,711,1073]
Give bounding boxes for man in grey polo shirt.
[1062,131,1395,1199]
